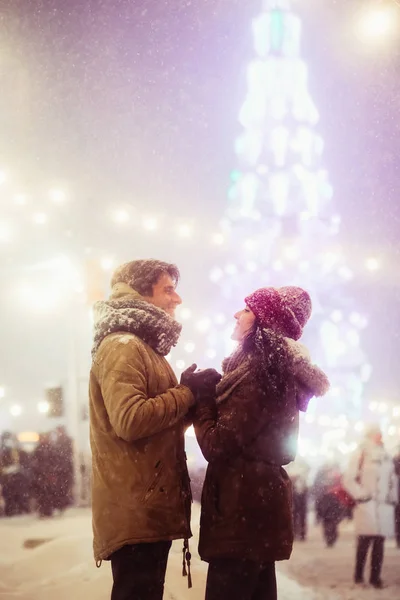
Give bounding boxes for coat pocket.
[142,460,165,503]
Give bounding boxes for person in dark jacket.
[194,286,329,600]
[313,463,344,547]
[394,447,400,549]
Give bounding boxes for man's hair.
[111,259,180,296]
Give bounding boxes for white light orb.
[354,421,364,433]
[113,209,130,224]
[283,245,299,260]
[176,359,185,370]
[358,7,398,41]
[209,267,223,283]
[49,189,66,203]
[212,233,225,245]
[0,386,5,398]
[246,261,257,272]
[142,217,158,231]
[177,224,192,238]
[10,404,22,417]
[331,310,343,323]
[214,313,226,325]
[178,308,192,320]
[205,348,217,359]
[38,401,50,414]
[33,212,48,225]
[14,194,27,206]
[100,257,115,271]
[196,318,211,333]
[365,257,380,272]
[225,263,237,275]
[184,342,195,354]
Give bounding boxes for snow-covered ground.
[0,506,398,599]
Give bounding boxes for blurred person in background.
[31,432,58,518]
[193,286,329,600]
[313,461,345,547]
[286,456,310,541]
[89,259,220,600]
[393,446,400,549]
[52,426,74,512]
[0,432,31,516]
[343,424,398,588]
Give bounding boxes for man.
[89,259,219,600]
[343,424,398,589]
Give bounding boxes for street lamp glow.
[14,194,27,206]
[212,233,225,245]
[10,404,22,417]
[38,401,50,414]
[142,217,158,231]
[100,257,115,271]
[365,257,380,271]
[358,6,398,41]
[112,209,130,224]
[177,223,192,238]
[49,189,66,203]
[33,212,48,225]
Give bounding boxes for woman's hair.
[242,325,290,399]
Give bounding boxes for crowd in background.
[0,426,75,518]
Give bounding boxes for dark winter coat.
[90,285,195,562]
[194,373,297,564]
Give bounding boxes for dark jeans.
[110,541,172,600]
[322,519,338,547]
[395,503,400,548]
[205,558,277,600]
[355,535,384,584]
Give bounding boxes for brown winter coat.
[89,332,194,562]
[194,373,297,564]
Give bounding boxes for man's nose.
[173,291,182,305]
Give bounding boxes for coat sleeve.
[98,338,194,442]
[193,377,271,463]
[343,449,370,501]
[387,462,399,505]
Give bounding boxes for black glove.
[180,364,198,388]
[180,364,222,397]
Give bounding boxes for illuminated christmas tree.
[177,0,371,456]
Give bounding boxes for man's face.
[143,273,182,318]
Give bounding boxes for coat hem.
[95,531,193,562]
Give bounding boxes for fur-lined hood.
[285,338,330,398]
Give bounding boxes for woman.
[343,425,398,588]
[194,286,329,600]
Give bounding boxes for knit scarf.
[91,283,182,358]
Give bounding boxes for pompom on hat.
[244,286,312,341]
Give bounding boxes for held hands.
[180,364,222,398]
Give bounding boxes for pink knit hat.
[244,286,312,340]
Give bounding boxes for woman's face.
[231,306,257,341]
